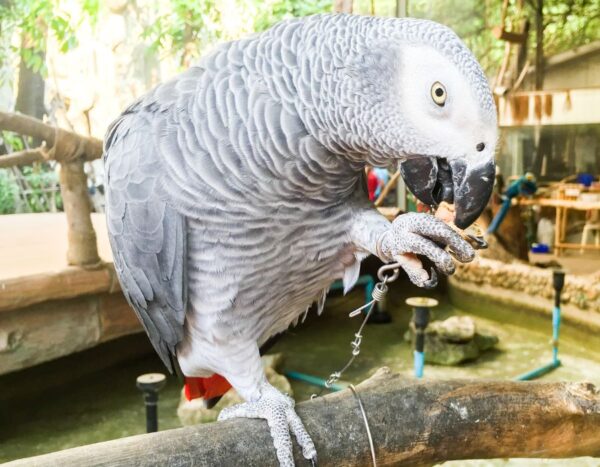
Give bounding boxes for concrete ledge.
[453,257,600,312]
[449,277,600,334]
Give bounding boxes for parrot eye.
[431,82,446,106]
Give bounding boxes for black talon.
[309,456,318,467]
[467,234,488,250]
[422,269,438,289]
[447,248,459,260]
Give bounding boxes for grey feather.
[104,14,494,381]
[105,108,187,372]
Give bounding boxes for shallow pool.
[2,279,599,464]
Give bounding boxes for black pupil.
[435,87,444,97]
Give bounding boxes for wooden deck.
[0,213,113,281]
[0,214,141,375]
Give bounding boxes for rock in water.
[177,354,292,425]
[430,316,475,342]
[405,316,499,365]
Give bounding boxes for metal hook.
[377,262,401,283]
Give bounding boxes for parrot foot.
[378,212,475,288]
[218,381,317,467]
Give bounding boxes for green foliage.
[139,0,600,78]
[252,0,331,32]
[0,0,99,76]
[142,0,222,64]
[0,170,18,214]
[408,0,506,75]
[142,0,331,65]
[0,164,63,214]
[542,0,600,56]
[0,129,61,213]
[19,164,62,213]
[359,0,600,76]
[0,0,598,104]
[1,132,25,152]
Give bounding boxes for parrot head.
[321,17,497,229]
[394,40,497,229]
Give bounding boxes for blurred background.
[1,1,599,465]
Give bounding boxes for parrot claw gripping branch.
[104,14,497,466]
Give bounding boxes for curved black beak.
[400,157,495,229]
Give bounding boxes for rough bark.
[6,368,600,466]
[0,147,45,168]
[59,160,101,266]
[0,111,103,163]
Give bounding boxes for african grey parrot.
[104,13,496,466]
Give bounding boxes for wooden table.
[516,197,600,255]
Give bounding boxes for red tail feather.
[184,374,232,401]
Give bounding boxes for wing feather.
[105,108,186,373]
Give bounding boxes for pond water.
[1,279,599,464]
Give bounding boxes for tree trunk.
[534,0,544,91]
[530,0,545,178]
[59,160,100,267]
[15,34,46,121]
[6,368,600,466]
[396,0,408,17]
[333,0,353,13]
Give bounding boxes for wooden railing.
[0,111,103,267]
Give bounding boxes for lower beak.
[400,157,495,229]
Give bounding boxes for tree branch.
[5,368,600,466]
[0,111,103,163]
[0,147,45,168]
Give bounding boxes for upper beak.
[400,157,495,229]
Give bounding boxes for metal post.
[136,373,166,433]
[406,297,438,379]
[552,270,565,364]
[515,270,565,381]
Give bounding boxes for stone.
[404,316,499,366]
[474,330,500,351]
[177,353,293,426]
[428,316,475,343]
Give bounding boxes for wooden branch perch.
[0,148,45,168]
[0,112,102,265]
[6,368,600,466]
[0,111,103,163]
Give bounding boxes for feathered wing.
[104,104,187,373]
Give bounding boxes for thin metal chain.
[311,263,401,399]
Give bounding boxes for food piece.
[435,202,487,250]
